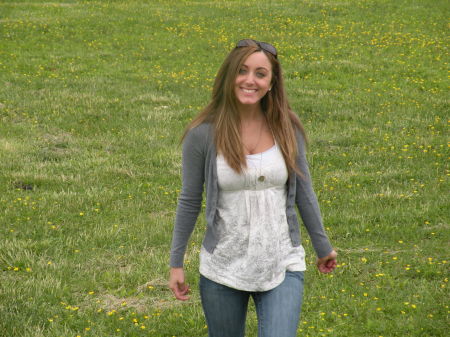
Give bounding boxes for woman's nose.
[244,72,255,84]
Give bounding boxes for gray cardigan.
[170,123,333,268]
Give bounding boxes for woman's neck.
[237,103,264,122]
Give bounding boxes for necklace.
[242,117,264,154]
[242,117,266,183]
[258,150,265,182]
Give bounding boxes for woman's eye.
[239,69,247,75]
[256,72,266,78]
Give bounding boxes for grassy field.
[0,0,448,336]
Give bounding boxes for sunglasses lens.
[236,39,254,47]
[259,42,277,57]
[236,39,277,58]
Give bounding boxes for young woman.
[169,39,337,337]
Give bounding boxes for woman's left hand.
[316,250,337,273]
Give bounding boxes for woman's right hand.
[169,267,190,301]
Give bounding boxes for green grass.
[0,0,448,336]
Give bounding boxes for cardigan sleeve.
[169,126,206,268]
[294,132,333,258]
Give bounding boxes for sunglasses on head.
[236,39,278,58]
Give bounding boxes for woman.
[169,39,337,337]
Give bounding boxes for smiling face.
[234,51,273,109]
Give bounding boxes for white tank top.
[199,143,306,291]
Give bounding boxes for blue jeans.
[199,271,304,337]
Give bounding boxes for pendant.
[258,176,265,182]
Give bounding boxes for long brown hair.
[183,40,307,175]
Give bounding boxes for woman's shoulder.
[186,122,213,139]
[190,122,212,134]
[183,122,214,150]
[287,111,306,142]
[290,124,307,155]
[292,126,306,142]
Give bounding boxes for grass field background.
[0,0,448,336]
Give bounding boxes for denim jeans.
[199,271,304,337]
